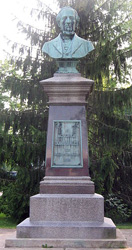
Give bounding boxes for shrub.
[105,194,131,223]
[0,166,44,223]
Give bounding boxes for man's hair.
[56,6,80,28]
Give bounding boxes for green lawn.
[0,213,17,228]
[116,223,132,229]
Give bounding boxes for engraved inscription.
[52,120,82,168]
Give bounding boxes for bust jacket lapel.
[52,34,62,56]
[71,34,83,56]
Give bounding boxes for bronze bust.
[42,6,94,59]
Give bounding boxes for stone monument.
[6,6,127,249]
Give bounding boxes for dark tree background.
[0,0,132,223]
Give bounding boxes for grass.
[116,223,132,229]
[0,213,17,228]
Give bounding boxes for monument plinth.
[6,6,127,249]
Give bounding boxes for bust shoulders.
[42,33,94,59]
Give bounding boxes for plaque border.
[51,120,83,168]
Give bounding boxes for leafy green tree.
[0,0,132,222]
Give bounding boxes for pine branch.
[94,85,132,92]
[12,14,49,34]
[4,36,42,52]
[88,138,101,147]
[111,15,132,32]
[112,188,132,204]
[121,48,132,58]
[92,119,130,134]
[85,13,131,38]
[94,0,110,12]
[37,0,58,15]
[12,0,57,16]
[3,49,39,61]
[95,0,129,17]
[30,7,57,17]
[85,3,132,37]
[0,178,15,182]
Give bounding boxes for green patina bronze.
[51,120,83,168]
[42,6,94,73]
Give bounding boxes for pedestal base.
[5,229,127,248]
[13,192,116,243]
[16,217,116,239]
[29,193,104,223]
[5,181,127,248]
[15,192,115,240]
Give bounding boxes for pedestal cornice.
[40,73,94,105]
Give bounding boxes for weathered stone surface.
[16,217,116,239]
[40,176,95,194]
[40,73,94,105]
[30,193,104,222]
[6,229,126,248]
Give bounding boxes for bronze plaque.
[51,120,83,168]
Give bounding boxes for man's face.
[59,9,76,35]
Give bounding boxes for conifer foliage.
[0,0,132,222]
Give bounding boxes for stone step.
[1,248,130,250]
[16,217,116,239]
[2,249,63,250]
[5,229,126,249]
[40,176,95,194]
[0,247,132,250]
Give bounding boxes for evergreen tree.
[0,0,132,222]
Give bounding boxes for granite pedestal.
[5,74,126,248]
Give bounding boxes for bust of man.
[42,6,94,59]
